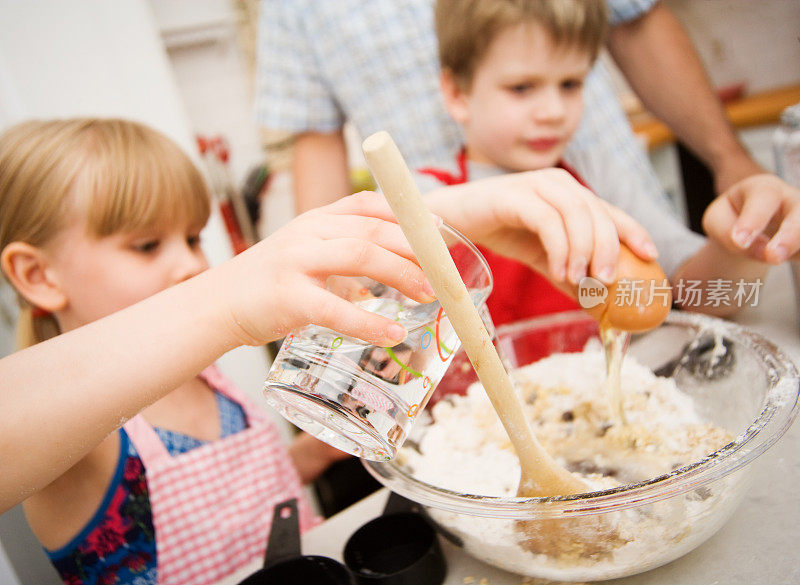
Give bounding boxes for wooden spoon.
[362,131,587,495]
[362,132,625,556]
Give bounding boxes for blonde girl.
[0,118,434,585]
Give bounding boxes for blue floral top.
[46,393,246,585]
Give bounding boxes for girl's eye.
[561,78,583,92]
[508,83,534,95]
[187,234,202,248]
[133,240,160,254]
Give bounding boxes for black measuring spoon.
[238,498,355,585]
[343,491,447,585]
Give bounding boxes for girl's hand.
[703,173,800,264]
[426,168,658,285]
[215,191,434,347]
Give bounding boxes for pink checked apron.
[123,366,318,585]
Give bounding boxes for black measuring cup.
[238,498,355,585]
[343,491,447,585]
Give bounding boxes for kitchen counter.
[631,83,800,151]
[220,264,800,585]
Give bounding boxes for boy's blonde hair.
[436,0,607,89]
[0,118,211,348]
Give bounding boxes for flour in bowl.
[397,347,737,580]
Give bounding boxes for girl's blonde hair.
[436,0,607,90]
[0,118,211,349]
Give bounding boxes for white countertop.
[222,265,800,585]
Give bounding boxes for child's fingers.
[305,238,435,304]
[323,190,412,224]
[727,183,784,249]
[305,289,409,346]
[584,201,620,285]
[742,234,771,262]
[535,172,599,283]
[605,203,659,263]
[516,197,570,281]
[764,205,800,263]
[553,195,595,284]
[313,214,419,264]
[323,190,388,215]
[702,196,741,252]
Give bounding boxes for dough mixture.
[397,345,736,580]
[404,346,732,494]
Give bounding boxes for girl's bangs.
[75,124,211,236]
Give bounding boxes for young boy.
[418,0,790,325]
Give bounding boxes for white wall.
[0,1,191,146]
[150,0,263,188]
[148,0,297,238]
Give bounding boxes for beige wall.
[665,0,800,92]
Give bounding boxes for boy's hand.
[216,191,435,347]
[426,168,658,286]
[702,174,800,264]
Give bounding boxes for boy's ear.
[440,69,470,125]
[0,242,67,311]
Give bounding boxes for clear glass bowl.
[363,311,800,581]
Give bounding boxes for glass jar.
[774,103,800,317]
[773,102,800,187]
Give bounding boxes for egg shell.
[604,245,671,332]
[579,245,671,333]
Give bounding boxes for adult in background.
[255,0,797,255]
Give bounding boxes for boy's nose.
[534,86,566,121]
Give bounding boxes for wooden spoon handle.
[362,131,583,495]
